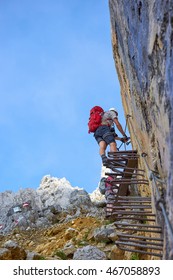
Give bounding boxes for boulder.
[0,248,12,260]
[73,245,107,260]
[4,240,26,260]
[93,225,115,243]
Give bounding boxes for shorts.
[94,125,115,145]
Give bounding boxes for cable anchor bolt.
[141,152,148,157]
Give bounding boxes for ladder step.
[114,202,151,205]
[116,228,162,234]
[113,179,149,182]
[106,171,145,177]
[115,199,151,202]
[106,211,154,215]
[118,196,151,200]
[118,237,163,247]
[112,180,149,185]
[115,246,162,258]
[108,150,138,154]
[114,222,161,228]
[117,233,163,241]
[109,154,140,158]
[106,215,156,222]
[110,206,152,209]
[114,222,162,233]
[118,200,151,203]
[115,240,162,251]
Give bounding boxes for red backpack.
[88,106,104,133]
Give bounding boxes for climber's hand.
[121,136,130,143]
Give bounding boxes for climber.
[105,176,116,215]
[89,107,128,166]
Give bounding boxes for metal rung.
[118,238,163,247]
[108,161,127,166]
[109,154,139,158]
[115,246,162,258]
[116,200,151,203]
[113,204,152,207]
[119,239,163,248]
[107,210,153,217]
[117,233,163,241]
[109,150,138,154]
[105,172,124,176]
[110,169,145,175]
[109,151,138,155]
[112,178,148,182]
[115,241,162,251]
[108,199,145,203]
[108,205,152,209]
[115,200,151,203]
[111,205,152,209]
[107,163,127,167]
[108,216,156,222]
[114,222,161,228]
[106,211,154,215]
[114,222,162,233]
[108,163,136,169]
[106,170,124,175]
[109,199,151,203]
[109,159,128,162]
[106,205,152,211]
[108,160,127,165]
[110,158,139,162]
[106,172,145,177]
[112,205,152,208]
[115,229,162,234]
[118,196,151,200]
[112,180,149,185]
[106,167,144,173]
[106,171,145,176]
[106,201,152,205]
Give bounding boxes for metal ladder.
[104,150,163,258]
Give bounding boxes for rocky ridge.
[0,175,148,260]
[0,175,105,234]
[0,175,124,260]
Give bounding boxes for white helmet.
[109,107,118,115]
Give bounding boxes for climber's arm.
[113,118,127,137]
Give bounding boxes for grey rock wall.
[109,0,173,259]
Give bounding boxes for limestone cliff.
[109,0,173,259]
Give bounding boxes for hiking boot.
[102,157,108,166]
[106,194,115,202]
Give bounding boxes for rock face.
[109,0,173,258]
[0,175,102,234]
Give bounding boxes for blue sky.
[0,0,126,194]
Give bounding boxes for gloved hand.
[121,135,130,143]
